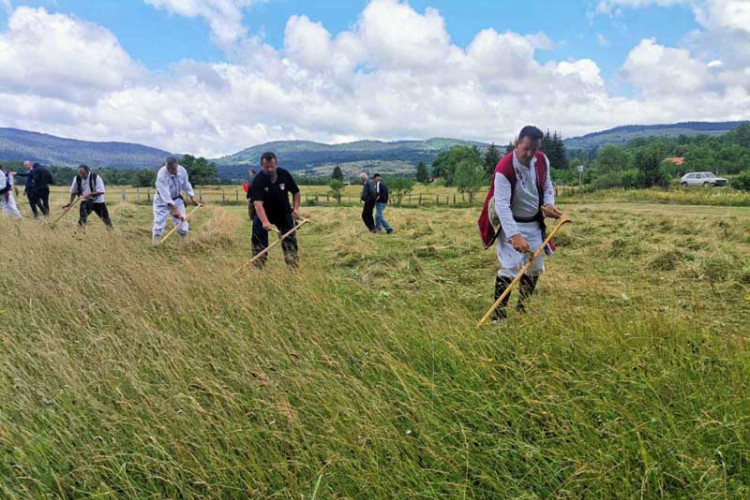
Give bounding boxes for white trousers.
[152,198,188,238]
[1,193,22,219]
[497,221,545,279]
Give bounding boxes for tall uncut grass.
[1,201,748,498]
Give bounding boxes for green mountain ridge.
[564,121,750,151]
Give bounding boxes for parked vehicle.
[680,172,728,187]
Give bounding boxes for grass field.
[1,200,749,498]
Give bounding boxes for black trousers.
[252,213,298,268]
[79,200,112,227]
[27,188,50,218]
[362,200,376,232]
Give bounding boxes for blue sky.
[0,0,698,79]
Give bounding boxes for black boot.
[493,276,513,321]
[517,274,539,313]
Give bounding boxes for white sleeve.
[70,177,78,195]
[0,171,7,191]
[96,176,105,193]
[155,169,175,206]
[542,154,555,206]
[180,168,195,197]
[494,173,520,240]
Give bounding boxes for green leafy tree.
[633,145,670,188]
[731,171,750,191]
[415,161,429,183]
[181,155,218,185]
[331,165,344,181]
[483,143,501,177]
[388,177,415,206]
[431,146,482,186]
[454,159,485,204]
[597,145,629,174]
[505,142,515,154]
[134,169,157,187]
[329,179,345,204]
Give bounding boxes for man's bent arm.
[254,201,271,228]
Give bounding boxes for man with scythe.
[478,126,563,321]
[250,152,302,268]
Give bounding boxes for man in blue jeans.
[373,173,393,234]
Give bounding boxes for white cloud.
[596,0,691,15]
[622,38,710,95]
[0,1,748,159]
[0,7,144,103]
[144,0,256,47]
[598,34,611,46]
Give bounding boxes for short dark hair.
[518,126,544,142]
[166,156,178,166]
[78,164,90,173]
[373,173,382,179]
[260,152,277,164]
[32,162,42,169]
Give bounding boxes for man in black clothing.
[28,162,54,217]
[360,172,377,233]
[15,161,53,218]
[250,152,301,268]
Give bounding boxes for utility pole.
[578,163,584,194]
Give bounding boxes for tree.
[454,159,485,204]
[416,161,429,183]
[331,165,344,181]
[483,143,501,177]
[134,169,156,187]
[633,145,669,188]
[388,177,415,206]
[431,146,482,186]
[548,132,570,170]
[505,142,515,154]
[181,155,218,185]
[597,145,628,174]
[329,179,345,204]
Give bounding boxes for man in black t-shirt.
[250,152,301,268]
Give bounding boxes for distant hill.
[212,138,488,180]
[0,128,172,169]
[564,121,750,151]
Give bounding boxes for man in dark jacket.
[16,162,53,218]
[373,173,393,234]
[360,172,377,233]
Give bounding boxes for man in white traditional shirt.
[152,156,202,244]
[0,165,21,219]
[478,126,562,321]
[62,165,112,227]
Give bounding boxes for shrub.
[732,171,750,191]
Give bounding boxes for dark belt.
[513,215,539,223]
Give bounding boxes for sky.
[0,0,748,157]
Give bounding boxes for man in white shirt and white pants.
[478,126,562,321]
[152,156,202,244]
[62,165,112,227]
[0,165,21,219]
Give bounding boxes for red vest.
[477,152,550,250]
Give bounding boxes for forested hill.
[0,128,171,169]
[212,138,487,179]
[565,121,750,151]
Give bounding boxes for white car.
[680,172,728,187]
